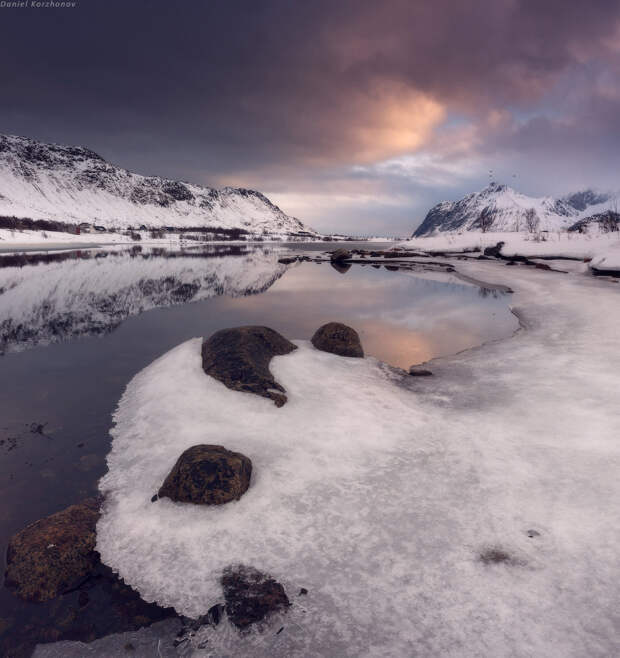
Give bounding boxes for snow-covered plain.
[96,259,620,657]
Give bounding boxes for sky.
[1,0,619,236]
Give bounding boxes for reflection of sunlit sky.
[213,263,517,368]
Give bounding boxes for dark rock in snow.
[311,322,364,358]
[4,498,100,602]
[329,248,352,263]
[483,241,505,258]
[478,547,524,566]
[201,326,297,407]
[409,366,433,377]
[158,445,252,505]
[221,565,290,629]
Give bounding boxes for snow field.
[97,259,620,656]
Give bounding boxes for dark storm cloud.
[0,0,619,233]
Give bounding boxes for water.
[0,243,517,655]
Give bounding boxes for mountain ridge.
[0,134,316,236]
[414,182,616,236]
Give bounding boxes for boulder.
[4,498,100,602]
[221,565,290,629]
[202,326,297,407]
[483,241,505,258]
[408,366,433,377]
[329,248,351,263]
[311,322,364,358]
[158,444,252,505]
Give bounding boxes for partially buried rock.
[158,445,252,505]
[409,366,433,377]
[4,498,100,602]
[221,565,290,629]
[483,241,505,258]
[311,322,364,358]
[202,326,297,407]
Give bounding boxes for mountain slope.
[0,134,316,236]
[414,183,614,236]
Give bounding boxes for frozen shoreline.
[89,256,619,657]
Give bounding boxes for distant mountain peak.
[0,133,317,237]
[414,183,615,236]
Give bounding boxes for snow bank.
[590,242,620,272]
[400,230,620,263]
[98,257,620,656]
[0,227,135,249]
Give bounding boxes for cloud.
[0,0,619,233]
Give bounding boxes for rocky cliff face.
[414,182,614,236]
[0,134,316,236]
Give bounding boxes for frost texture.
[98,261,620,656]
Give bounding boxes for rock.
[408,366,433,377]
[277,256,298,265]
[4,498,100,602]
[221,565,290,629]
[201,326,297,407]
[329,248,351,263]
[311,322,364,358]
[158,445,252,505]
[483,241,505,258]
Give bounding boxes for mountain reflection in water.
[0,245,288,354]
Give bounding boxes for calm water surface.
[0,243,517,654]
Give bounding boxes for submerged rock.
[158,445,252,505]
[5,498,100,602]
[311,322,364,358]
[201,326,297,407]
[221,565,290,629]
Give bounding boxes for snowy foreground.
[87,258,620,657]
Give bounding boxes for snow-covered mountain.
[413,182,615,236]
[0,134,316,236]
[0,246,290,353]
